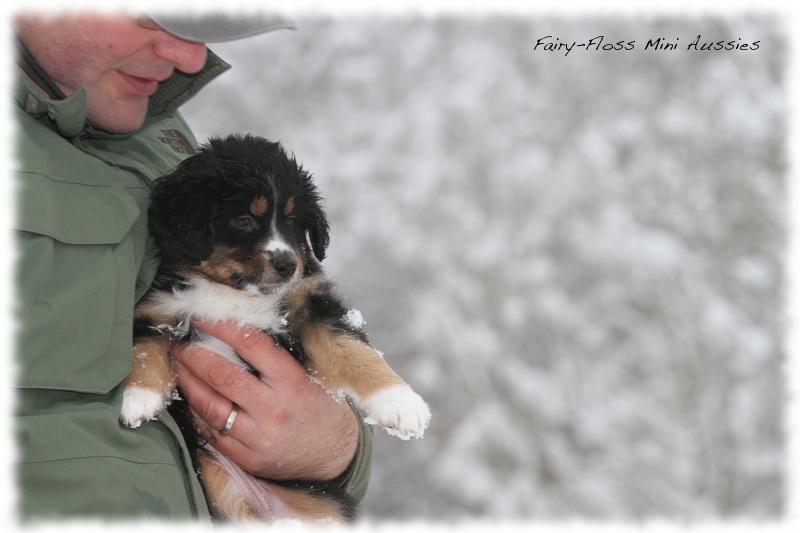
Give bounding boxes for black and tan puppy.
[119,134,430,523]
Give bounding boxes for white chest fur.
[148,278,289,334]
[143,279,291,369]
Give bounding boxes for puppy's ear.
[307,211,330,262]
[295,166,330,262]
[148,171,215,266]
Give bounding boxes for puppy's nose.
[270,253,297,279]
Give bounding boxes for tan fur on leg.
[270,484,348,524]
[303,329,408,401]
[198,450,347,524]
[124,335,175,397]
[198,451,263,522]
[119,334,177,427]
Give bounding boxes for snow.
[343,308,366,330]
[183,15,786,521]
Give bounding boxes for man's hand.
[171,320,359,481]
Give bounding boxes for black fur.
[148,134,330,268]
[145,134,356,522]
[127,133,428,523]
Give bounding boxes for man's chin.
[86,100,149,133]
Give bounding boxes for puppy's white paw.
[361,385,431,440]
[120,388,168,428]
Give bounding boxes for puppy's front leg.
[284,274,430,439]
[304,330,430,439]
[120,332,176,428]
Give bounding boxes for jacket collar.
[15,37,66,101]
[13,45,230,140]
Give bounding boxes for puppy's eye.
[286,215,297,227]
[230,215,255,231]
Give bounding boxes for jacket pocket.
[14,173,144,394]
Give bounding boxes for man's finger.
[191,320,306,385]
[172,341,265,414]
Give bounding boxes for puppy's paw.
[120,387,169,428]
[361,385,431,440]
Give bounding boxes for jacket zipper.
[170,429,200,517]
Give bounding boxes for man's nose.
[153,36,208,74]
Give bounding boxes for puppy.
[119,134,430,524]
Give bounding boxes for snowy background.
[182,16,786,521]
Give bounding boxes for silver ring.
[220,405,239,435]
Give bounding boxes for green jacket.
[13,49,372,522]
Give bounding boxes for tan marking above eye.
[250,197,268,217]
[284,197,295,217]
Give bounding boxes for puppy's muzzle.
[270,252,298,280]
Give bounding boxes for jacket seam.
[19,455,195,467]
[15,169,145,190]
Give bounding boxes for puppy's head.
[148,134,330,293]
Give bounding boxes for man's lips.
[117,71,167,97]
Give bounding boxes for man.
[13,10,372,520]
